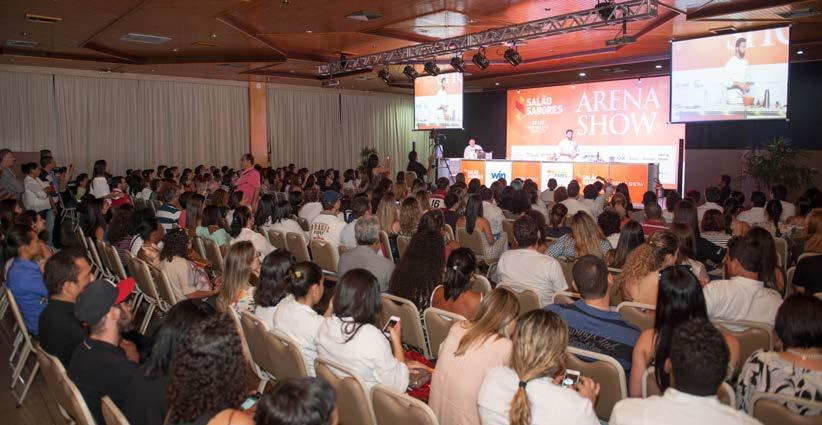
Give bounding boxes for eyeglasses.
[658,264,693,278]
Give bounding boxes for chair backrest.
[265,328,309,379]
[203,238,224,273]
[130,257,160,301]
[95,239,113,273]
[101,395,129,425]
[456,228,484,257]
[267,229,288,251]
[315,358,377,425]
[642,366,735,407]
[87,237,106,272]
[286,232,311,262]
[774,237,788,270]
[310,239,339,273]
[36,350,96,425]
[192,236,207,259]
[296,216,310,231]
[149,265,178,308]
[785,266,796,299]
[616,302,656,331]
[423,307,466,358]
[559,258,577,289]
[502,219,515,247]
[378,230,394,262]
[443,224,455,241]
[6,288,33,345]
[566,346,627,421]
[397,235,412,258]
[797,252,822,264]
[380,294,430,358]
[471,274,492,295]
[239,312,279,379]
[371,384,439,425]
[750,392,822,425]
[714,320,773,372]
[104,244,128,280]
[498,284,541,316]
[552,291,581,305]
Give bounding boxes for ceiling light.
[579,72,587,77]
[797,50,804,55]
[403,65,419,80]
[503,47,522,66]
[378,69,391,84]
[638,77,642,83]
[655,64,662,69]
[172,48,179,52]
[306,30,313,33]
[595,0,616,21]
[472,50,489,70]
[450,55,466,73]
[494,82,500,86]
[210,33,218,38]
[424,60,440,76]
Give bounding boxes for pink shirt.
[235,168,260,207]
[429,322,512,425]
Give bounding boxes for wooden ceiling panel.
[382,10,510,39]
[257,32,414,57]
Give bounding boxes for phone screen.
[382,316,399,336]
[241,394,260,410]
[561,369,581,388]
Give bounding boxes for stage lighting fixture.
[472,50,490,70]
[403,65,419,80]
[450,55,466,73]
[595,0,616,21]
[378,69,391,84]
[503,47,522,66]
[424,60,440,76]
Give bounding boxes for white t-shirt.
[697,202,724,220]
[299,202,323,224]
[90,176,110,199]
[703,276,782,330]
[340,218,359,249]
[314,316,409,392]
[482,201,504,236]
[229,227,274,258]
[497,249,567,306]
[310,212,346,251]
[780,200,796,220]
[478,366,599,425]
[558,138,579,158]
[263,295,324,377]
[737,207,765,225]
[464,145,483,159]
[262,218,308,243]
[611,388,760,425]
[561,198,591,217]
[724,55,750,104]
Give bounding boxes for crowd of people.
[0,146,820,425]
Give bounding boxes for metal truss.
[318,0,658,76]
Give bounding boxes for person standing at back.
[235,153,261,211]
[0,149,23,200]
[406,150,429,183]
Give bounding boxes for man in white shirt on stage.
[557,129,579,160]
[463,139,483,159]
[724,37,751,105]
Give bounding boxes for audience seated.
[125,300,215,425]
[738,191,767,225]
[547,255,640,373]
[196,204,231,246]
[548,211,612,259]
[309,191,346,252]
[389,223,447,310]
[478,310,600,425]
[605,220,644,269]
[672,199,725,266]
[107,204,137,264]
[792,252,822,295]
[38,249,94,367]
[315,269,426,391]
[156,186,182,231]
[6,224,50,336]
[68,278,138,424]
[480,187,504,239]
[89,159,111,199]
[697,186,723,220]
[337,216,394,291]
[736,294,822,415]
[215,241,259,316]
[135,216,165,267]
[616,230,679,306]
[159,229,218,300]
[430,288,520,425]
[670,223,710,285]
[229,205,274,258]
[498,215,567,306]
[703,234,782,329]
[701,208,733,248]
[545,203,571,239]
[398,197,422,237]
[340,195,369,250]
[254,377,338,425]
[747,227,787,295]
[771,184,796,219]
[540,178,557,206]
[457,194,507,261]
[641,202,667,237]
[431,247,483,319]
[613,319,757,425]
[560,180,590,218]
[598,210,622,248]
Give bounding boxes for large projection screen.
[414,73,463,130]
[507,76,685,188]
[671,26,790,123]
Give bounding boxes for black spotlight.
[503,47,522,66]
[403,65,419,80]
[378,69,391,84]
[595,0,616,21]
[424,60,440,76]
[450,55,466,73]
[472,50,490,70]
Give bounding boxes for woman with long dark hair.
[615,182,634,212]
[388,227,446,310]
[228,205,274,258]
[456,194,507,261]
[90,159,111,199]
[107,204,136,265]
[195,205,230,246]
[545,203,571,239]
[78,197,108,241]
[672,199,725,265]
[159,228,217,301]
[431,247,482,319]
[253,250,297,323]
[628,266,740,397]
[721,197,750,237]
[670,223,710,285]
[746,226,787,295]
[605,220,644,269]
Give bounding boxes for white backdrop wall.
[267,86,429,172]
[0,69,248,174]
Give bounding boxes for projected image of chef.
[724,37,752,105]
[557,129,579,160]
[436,77,450,120]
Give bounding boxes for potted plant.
[739,137,817,191]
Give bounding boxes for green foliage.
[357,147,378,172]
[739,137,817,190]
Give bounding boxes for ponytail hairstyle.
[722,198,741,235]
[549,203,568,230]
[509,310,568,425]
[443,248,476,301]
[253,250,297,308]
[765,200,783,237]
[229,206,252,238]
[285,262,323,300]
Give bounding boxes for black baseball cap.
[74,278,135,324]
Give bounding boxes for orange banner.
[461,160,486,185]
[672,27,789,72]
[512,162,541,190]
[572,163,648,203]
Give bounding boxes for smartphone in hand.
[561,369,581,389]
[382,315,400,337]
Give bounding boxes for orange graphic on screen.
[461,160,485,185]
[572,163,649,203]
[512,162,541,189]
[415,73,463,97]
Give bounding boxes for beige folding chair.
[797,252,822,263]
[379,230,394,262]
[130,257,162,334]
[750,392,822,425]
[559,258,577,289]
[265,328,310,378]
[286,232,311,262]
[566,346,627,421]
[786,266,796,299]
[192,236,207,259]
[6,288,39,406]
[104,244,128,280]
[456,227,485,260]
[310,239,339,278]
[149,265,178,310]
[423,307,466,358]
[101,395,129,425]
[371,384,439,425]
[36,350,96,425]
[498,284,541,316]
[502,219,515,247]
[239,312,276,389]
[774,237,788,270]
[642,366,735,407]
[95,239,114,277]
[552,290,581,305]
[471,274,492,295]
[203,238,224,273]
[267,229,288,251]
[443,224,455,242]
[616,302,656,331]
[88,237,113,279]
[315,358,377,425]
[714,320,773,374]
[397,235,412,258]
[380,294,430,358]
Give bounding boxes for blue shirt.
[546,299,640,372]
[7,258,49,335]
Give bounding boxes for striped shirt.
[156,204,181,231]
[702,231,733,249]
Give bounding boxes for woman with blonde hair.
[616,230,679,306]
[416,190,431,212]
[548,211,611,259]
[216,241,261,316]
[797,208,822,256]
[430,288,520,425]
[375,192,401,234]
[478,310,600,425]
[399,197,422,236]
[393,180,408,200]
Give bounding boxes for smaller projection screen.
[414,73,463,130]
[670,26,790,123]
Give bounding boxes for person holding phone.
[315,269,428,392]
